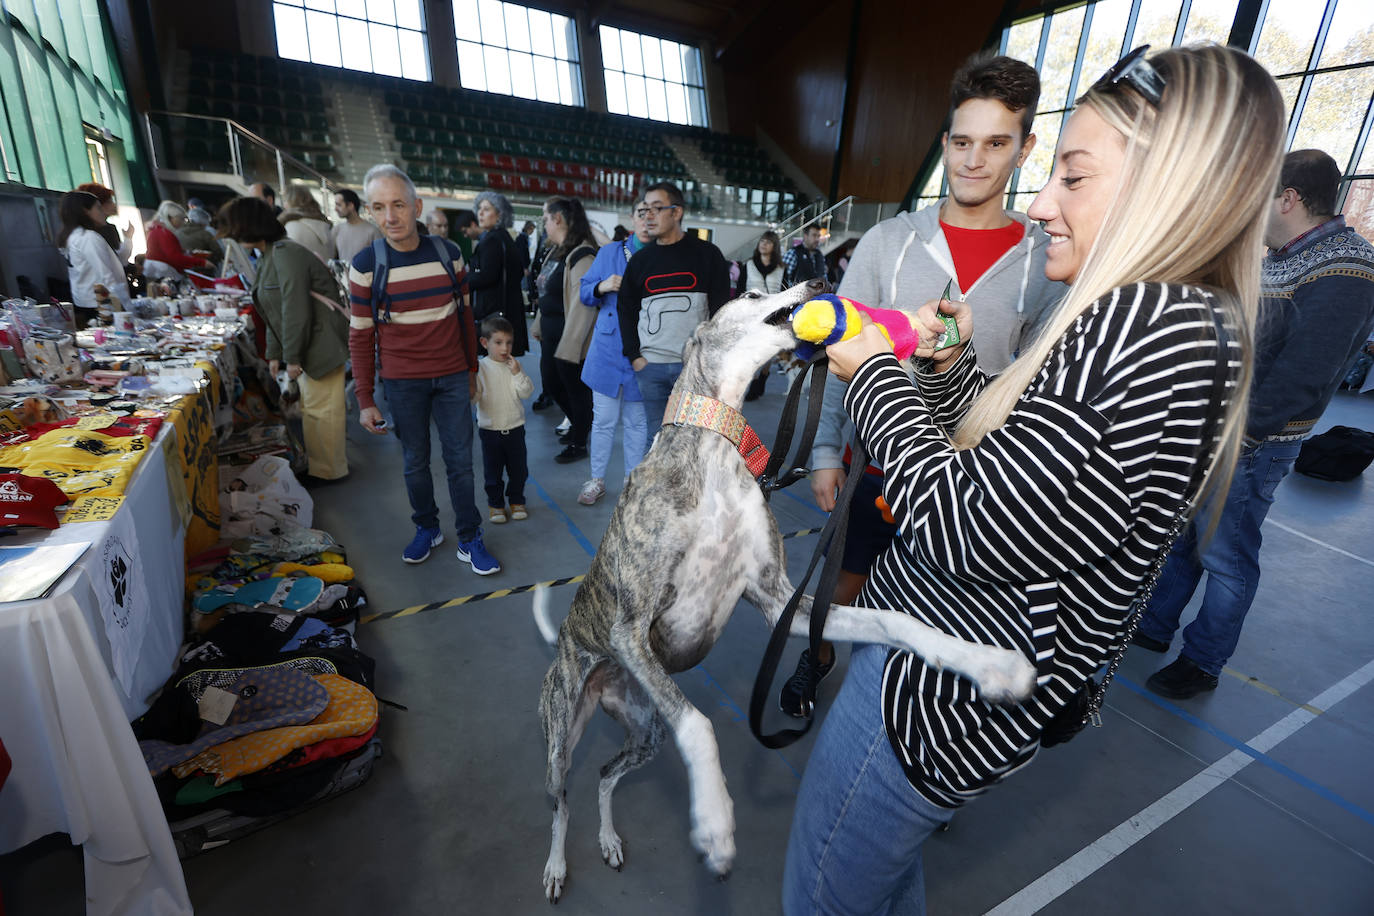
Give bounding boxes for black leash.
[756,352,830,497]
[748,353,870,748]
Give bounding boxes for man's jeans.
[634,361,681,441]
[383,373,482,541]
[783,644,953,915]
[590,390,647,480]
[1137,437,1303,675]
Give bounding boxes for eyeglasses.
[635,204,679,218]
[1091,45,1165,108]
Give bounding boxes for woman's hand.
[912,297,972,370]
[598,274,622,295]
[825,316,891,383]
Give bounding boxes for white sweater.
[63,226,130,311]
[474,356,534,430]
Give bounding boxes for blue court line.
[528,475,598,557]
[1116,675,1374,829]
[532,477,805,783]
[779,487,829,519]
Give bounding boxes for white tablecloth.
[0,427,194,915]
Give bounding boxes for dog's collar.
[664,390,771,476]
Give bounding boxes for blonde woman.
[783,44,1283,914]
[280,185,334,263]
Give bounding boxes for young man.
[781,52,1066,717]
[783,224,826,288]
[1136,149,1374,698]
[617,181,732,438]
[349,164,499,575]
[333,188,382,263]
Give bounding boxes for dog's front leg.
[748,588,1036,703]
[608,622,735,879]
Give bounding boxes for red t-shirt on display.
[940,219,1025,294]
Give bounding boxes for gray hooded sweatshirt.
[811,201,1067,471]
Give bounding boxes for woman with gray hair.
[144,200,209,280]
[468,190,530,356]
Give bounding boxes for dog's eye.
[744,290,762,299]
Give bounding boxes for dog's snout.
[804,279,830,297]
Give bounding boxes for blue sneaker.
[403,526,444,564]
[456,529,500,576]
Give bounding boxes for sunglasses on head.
[1091,44,1166,108]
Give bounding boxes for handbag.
[1043,298,1231,748]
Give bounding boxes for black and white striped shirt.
[844,283,1237,808]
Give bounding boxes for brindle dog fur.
[534,279,1036,902]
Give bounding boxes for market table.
[0,423,194,915]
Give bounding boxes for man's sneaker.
[402,526,444,564]
[509,504,528,520]
[577,478,606,505]
[779,648,836,718]
[1130,630,1169,653]
[456,529,501,576]
[1146,656,1219,700]
[489,505,508,524]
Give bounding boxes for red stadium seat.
[514,157,532,173]
[496,154,515,171]
[477,151,497,168]
[487,172,513,190]
[531,159,551,175]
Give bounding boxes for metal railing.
[143,111,338,204]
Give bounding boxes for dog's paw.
[600,829,624,871]
[689,795,736,878]
[972,647,1038,704]
[543,858,567,903]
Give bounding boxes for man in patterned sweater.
[1137,149,1374,698]
[350,164,499,574]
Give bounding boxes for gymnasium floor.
[4,342,1372,915]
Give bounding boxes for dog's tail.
[532,584,559,646]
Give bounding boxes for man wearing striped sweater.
[1136,150,1374,697]
[350,164,500,574]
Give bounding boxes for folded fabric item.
[0,473,69,528]
[258,721,379,776]
[273,561,354,583]
[0,425,157,512]
[172,673,377,784]
[193,575,325,615]
[140,668,330,777]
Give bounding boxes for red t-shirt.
[940,219,1025,295]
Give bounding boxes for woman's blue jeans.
[783,643,954,915]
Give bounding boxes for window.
[452,0,583,105]
[274,0,430,82]
[911,0,1374,238]
[599,25,707,126]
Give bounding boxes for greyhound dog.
[534,279,1036,903]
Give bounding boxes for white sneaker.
[555,417,571,434]
[577,478,606,505]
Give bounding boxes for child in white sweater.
[474,316,535,523]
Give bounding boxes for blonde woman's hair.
[952,44,1285,515]
[149,200,187,230]
[283,184,326,218]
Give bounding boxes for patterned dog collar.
[664,391,771,476]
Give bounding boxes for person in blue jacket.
[575,203,651,506]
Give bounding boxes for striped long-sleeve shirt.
[845,283,1237,808]
[348,238,476,411]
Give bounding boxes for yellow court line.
[1223,665,1325,715]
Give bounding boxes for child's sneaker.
[456,529,500,576]
[489,505,508,524]
[402,526,444,564]
[509,504,528,520]
[577,478,606,505]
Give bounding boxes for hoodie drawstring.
[890,226,920,306]
[1017,230,1033,315]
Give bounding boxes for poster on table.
[94,507,151,695]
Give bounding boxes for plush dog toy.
[790,293,924,360]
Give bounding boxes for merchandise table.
[0,426,194,914]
